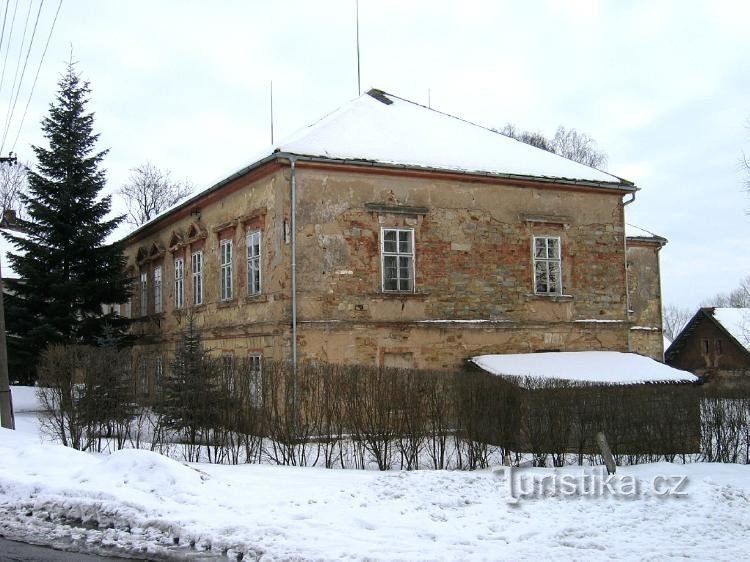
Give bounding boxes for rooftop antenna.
[356,0,361,95]
[271,80,273,144]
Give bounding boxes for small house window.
[140,271,148,316]
[219,239,233,301]
[174,257,184,309]
[191,250,203,306]
[701,339,710,354]
[153,265,163,313]
[247,230,261,296]
[381,228,415,292]
[533,236,562,295]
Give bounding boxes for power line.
[1,0,32,150]
[11,0,61,152]
[0,0,20,102]
[0,1,11,65]
[1,0,43,154]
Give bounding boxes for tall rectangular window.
[381,228,414,292]
[191,250,203,305]
[247,354,262,407]
[154,356,164,395]
[174,257,184,309]
[153,265,163,313]
[533,236,562,295]
[246,230,261,296]
[220,239,233,301]
[140,271,148,316]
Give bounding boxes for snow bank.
[471,351,698,385]
[1,428,750,560]
[10,385,42,412]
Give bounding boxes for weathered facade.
[666,307,750,387]
[122,90,667,377]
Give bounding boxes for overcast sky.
[1,0,748,310]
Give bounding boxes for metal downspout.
[290,158,298,370]
[622,192,636,350]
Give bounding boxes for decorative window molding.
[153,264,163,313]
[219,239,233,301]
[140,270,148,316]
[191,250,203,306]
[533,236,562,295]
[381,227,415,293]
[365,202,428,216]
[174,257,184,309]
[246,230,261,296]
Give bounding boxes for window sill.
[217,299,236,309]
[524,293,573,302]
[375,291,430,299]
[245,293,269,304]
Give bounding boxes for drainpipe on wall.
[290,157,298,371]
[622,192,636,351]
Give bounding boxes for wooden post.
[596,432,616,474]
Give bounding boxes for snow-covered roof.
[710,308,750,349]
[124,89,635,242]
[0,228,27,279]
[274,90,630,185]
[471,351,698,386]
[625,223,666,243]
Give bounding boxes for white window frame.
[532,236,563,296]
[174,257,184,309]
[380,227,415,293]
[153,264,163,313]
[247,353,263,407]
[246,230,261,296]
[191,250,203,306]
[140,271,148,316]
[219,239,233,301]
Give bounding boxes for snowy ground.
[2,388,750,560]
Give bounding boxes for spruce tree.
[3,62,130,384]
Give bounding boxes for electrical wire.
[0,0,32,151]
[0,0,20,104]
[11,0,61,153]
[1,0,44,154]
[0,1,11,67]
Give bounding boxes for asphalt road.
[0,537,130,561]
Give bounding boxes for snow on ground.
[1,426,750,560]
[471,351,698,385]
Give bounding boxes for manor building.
[121,89,666,383]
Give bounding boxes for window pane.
[383,230,397,253]
[398,231,412,254]
[534,238,547,259]
[547,238,559,259]
[548,262,560,293]
[535,261,548,293]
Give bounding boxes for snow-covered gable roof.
[275,89,631,185]
[711,308,750,349]
[471,351,698,386]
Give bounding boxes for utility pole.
[0,152,18,429]
[0,257,14,430]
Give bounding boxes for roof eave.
[122,151,637,244]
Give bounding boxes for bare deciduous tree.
[500,123,607,168]
[119,162,192,227]
[551,126,607,168]
[662,304,694,341]
[701,275,750,308]
[0,160,27,217]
